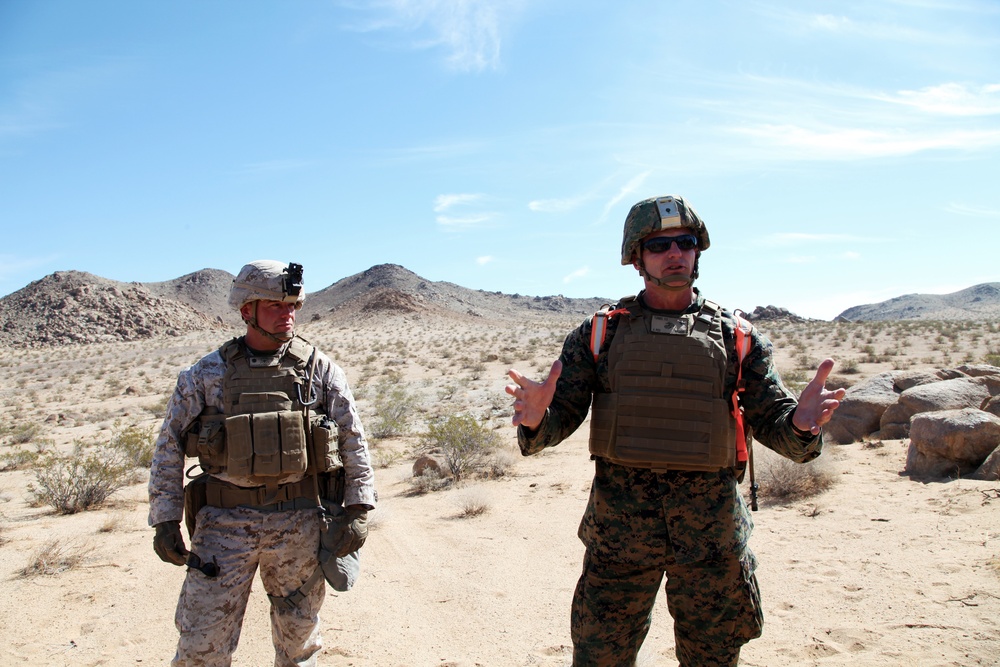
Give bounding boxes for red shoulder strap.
[732,312,752,463]
[589,305,629,361]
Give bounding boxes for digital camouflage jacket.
[518,291,822,564]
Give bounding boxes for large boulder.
[880,376,996,439]
[984,396,1000,419]
[824,372,901,444]
[905,408,1000,478]
[970,447,1000,481]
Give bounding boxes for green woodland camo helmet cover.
[227,260,306,311]
[620,195,711,265]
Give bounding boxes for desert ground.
[1,314,999,666]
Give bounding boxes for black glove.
[333,506,369,557]
[153,520,189,566]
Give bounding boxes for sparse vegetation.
[367,381,421,439]
[419,414,502,482]
[19,538,95,577]
[455,487,492,518]
[752,446,837,504]
[27,442,138,514]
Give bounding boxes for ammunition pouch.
[183,474,209,538]
[183,408,341,481]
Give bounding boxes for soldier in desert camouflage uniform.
[149,260,376,667]
[506,196,845,667]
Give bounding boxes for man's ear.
[239,302,254,321]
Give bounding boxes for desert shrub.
[455,487,491,518]
[371,446,404,469]
[19,538,94,577]
[409,468,452,494]
[27,443,136,514]
[839,358,860,375]
[0,448,41,472]
[108,419,156,468]
[751,446,836,504]
[419,414,501,481]
[483,448,518,479]
[985,352,1000,367]
[8,422,41,445]
[368,381,420,439]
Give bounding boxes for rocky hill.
[144,268,241,326]
[0,264,609,348]
[304,264,608,321]
[0,271,224,347]
[837,283,1000,322]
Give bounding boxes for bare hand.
[506,360,562,430]
[791,358,846,435]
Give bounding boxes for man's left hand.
[791,358,846,435]
[333,505,369,557]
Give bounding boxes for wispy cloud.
[945,202,1000,217]
[434,192,496,229]
[597,172,651,224]
[563,266,590,283]
[731,123,1000,160]
[345,0,524,72]
[476,255,493,265]
[528,195,588,213]
[875,83,1000,116]
[434,193,484,212]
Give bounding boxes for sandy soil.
[1,316,998,666]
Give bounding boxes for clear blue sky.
[2,1,998,319]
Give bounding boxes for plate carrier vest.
[183,336,341,486]
[587,297,752,473]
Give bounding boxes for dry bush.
[367,381,420,439]
[751,445,837,504]
[0,447,42,472]
[98,511,131,533]
[107,419,156,468]
[408,469,452,495]
[455,487,491,518]
[419,414,501,482]
[19,538,95,577]
[371,446,405,469]
[27,442,137,514]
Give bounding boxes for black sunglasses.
[642,234,698,253]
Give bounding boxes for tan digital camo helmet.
[620,195,711,265]
[228,260,306,311]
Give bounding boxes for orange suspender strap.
[589,306,629,361]
[732,313,752,463]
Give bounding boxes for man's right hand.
[153,520,189,566]
[506,360,562,430]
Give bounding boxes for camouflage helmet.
[227,260,305,311]
[620,195,710,265]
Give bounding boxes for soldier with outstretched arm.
[506,196,844,667]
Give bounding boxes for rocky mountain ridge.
[836,283,1000,322]
[2,265,997,348]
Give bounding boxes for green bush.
[108,419,156,468]
[8,422,41,445]
[368,381,420,439]
[419,414,501,482]
[27,443,136,514]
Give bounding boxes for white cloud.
[563,266,590,283]
[731,123,1000,160]
[436,213,495,228]
[876,83,1000,117]
[598,172,651,224]
[476,255,493,265]
[841,251,862,261]
[346,0,524,71]
[434,193,483,212]
[528,196,587,213]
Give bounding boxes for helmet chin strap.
[244,302,294,345]
[638,258,694,292]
